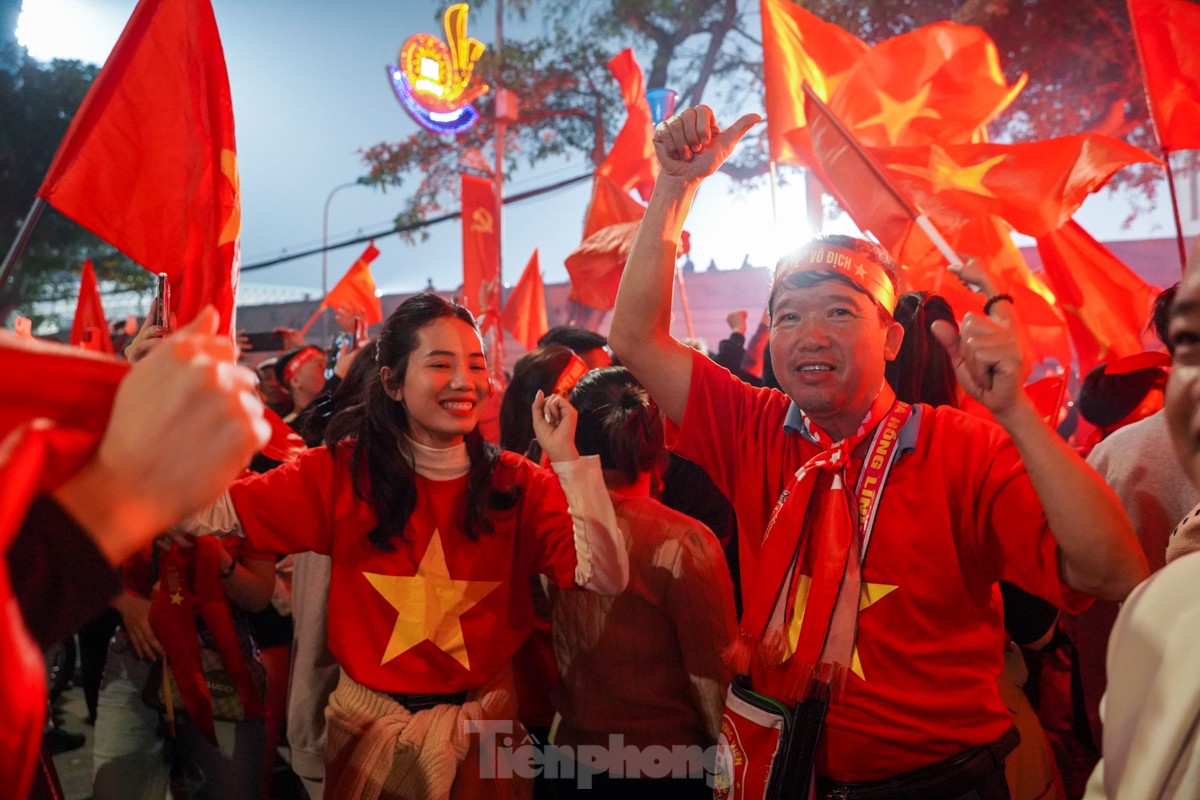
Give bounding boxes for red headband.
[775,245,897,313]
[282,346,323,386]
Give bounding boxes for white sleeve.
[175,490,245,538]
[550,456,628,595]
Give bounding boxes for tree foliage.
[0,44,150,327]
[360,0,1160,232]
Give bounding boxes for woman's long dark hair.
[499,344,578,460]
[570,367,666,484]
[885,292,959,408]
[324,293,501,550]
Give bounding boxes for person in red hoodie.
[177,293,627,799]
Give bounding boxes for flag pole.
[299,304,325,336]
[675,266,696,339]
[800,84,966,276]
[0,198,47,294]
[1162,148,1190,273]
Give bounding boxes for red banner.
[461,174,501,328]
[37,0,240,334]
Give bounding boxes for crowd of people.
[4,103,1199,800]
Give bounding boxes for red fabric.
[70,259,114,354]
[564,221,641,312]
[1036,220,1162,376]
[150,538,265,744]
[500,250,548,351]
[876,135,1159,237]
[37,0,240,335]
[581,174,646,241]
[321,242,382,327]
[227,447,580,693]
[829,22,1025,149]
[260,407,306,463]
[595,49,657,202]
[759,0,867,166]
[1129,0,1200,152]
[1024,373,1068,427]
[461,173,501,328]
[0,336,126,798]
[667,351,1090,782]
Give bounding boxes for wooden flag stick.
[299,304,326,336]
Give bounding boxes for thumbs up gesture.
[653,105,761,180]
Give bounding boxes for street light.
[322,179,365,339]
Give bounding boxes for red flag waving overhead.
[461,174,501,327]
[1129,0,1200,151]
[879,135,1160,237]
[321,242,383,326]
[596,49,657,201]
[581,174,648,241]
[760,0,867,166]
[500,250,548,351]
[1036,220,1161,375]
[37,0,240,335]
[70,260,114,354]
[830,22,1026,148]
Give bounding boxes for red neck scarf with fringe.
[729,387,909,702]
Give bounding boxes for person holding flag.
[608,105,1147,799]
[174,293,627,799]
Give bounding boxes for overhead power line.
[241,171,595,272]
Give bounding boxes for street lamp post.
[321,180,363,340]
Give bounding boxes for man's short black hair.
[1152,283,1179,354]
[538,325,607,353]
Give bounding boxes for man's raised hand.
[653,105,761,180]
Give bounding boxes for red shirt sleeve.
[504,453,579,590]
[228,446,343,557]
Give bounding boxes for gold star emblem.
[888,144,1007,199]
[169,591,184,605]
[853,84,942,144]
[364,530,502,671]
[783,575,898,680]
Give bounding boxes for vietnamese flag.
[499,250,548,351]
[581,173,647,240]
[320,242,383,327]
[37,0,240,335]
[70,259,114,354]
[596,49,657,202]
[830,22,1026,148]
[565,222,642,312]
[879,135,1160,237]
[1036,220,1161,375]
[760,0,867,166]
[461,174,501,327]
[1128,0,1200,151]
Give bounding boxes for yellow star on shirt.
[364,530,502,671]
[853,84,942,144]
[783,575,898,680]
[888,144,1007,199]
[169,591,184,605]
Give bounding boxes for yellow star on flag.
[169,591,184,605]
[888,144,1007,199]
[364,530,502,671]
[853,84,942,144]
[783,574,898,680]
[218,148,241,247]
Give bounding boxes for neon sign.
[387,3,489,135]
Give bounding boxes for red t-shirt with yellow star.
[227,446,579,694]
[669,351,1091,782]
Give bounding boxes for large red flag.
[565,222,642,312]
[500,250,549,351]
[37,0,240,335]
[596,49,658,202]
[829,22,1026,148]
[1128,0,1200,151]
[1036,220,1162,375]
[70,259,114,354]
[581,174,648,241]
[320,242,383,327]
[879,135,1160,237]
[461,174,501,328]
[760,0,867,166]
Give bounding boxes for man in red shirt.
[608,105,1148,799]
